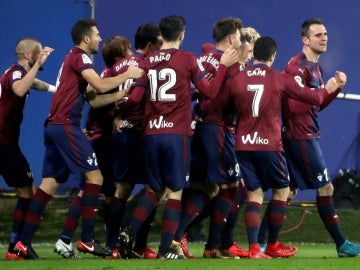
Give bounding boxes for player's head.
[238,34,251,67]
[241,27,260,62]
[301,18,327,55]
[135,23,163,55]
[71,19,102,54]
[213,17,243,49]
[159,15,186,43]
[15,37,43,70]
[102,36,131,68]
[253,36,277,63]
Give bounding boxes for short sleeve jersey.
[0,64,28,145]
[137,48,206,136]
[226,64,329,151]
[282,52,324,140]
[46,47,93,126]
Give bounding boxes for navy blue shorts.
[190,123,241,185]
[236,150,289,192]
[91,136,115,196]
[42,124,99,183]
[283,138,330,190]
[112,129,146,185]
[0,144,33,188]
[144,134,190,191]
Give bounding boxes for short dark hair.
[101,36,131,67]
[71,19,98,45]
[213,17,243,43]
[135,23,160,50]
[301,18,324,37]
[159,15,186,42]
[253,36,277,62]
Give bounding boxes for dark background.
[0,0,359,200]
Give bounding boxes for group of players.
[1,14,360,261]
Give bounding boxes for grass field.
[1,194,360,269]
[1,243,360,270]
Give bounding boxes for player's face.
[89,26,102,54]
[304,24,328,55]
[238,41,250,66]
[230,29,242,50]
[29,43,43,70]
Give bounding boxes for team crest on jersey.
[87,155,93,166]
[82,54,93,64]
[228,167,234,176]
[12,70,22,80]
[294,75,305,87]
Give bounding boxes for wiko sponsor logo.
[149,116,174,129]
[241,131,269,145]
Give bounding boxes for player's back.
[229,64,290,151]
[142,48,204,136]
[115,52,145,131]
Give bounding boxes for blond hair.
[241,27,260,44]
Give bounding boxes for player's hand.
[324,77,339,94]
[219,48,240,67]
[36,46,54,66]
[112,116,126,132]
[127,65,144,79]
[335,71,347,89]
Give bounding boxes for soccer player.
[106,22,163,259]
[240,27,261,67]
[0,38,54,260]
[174,17,247,259]
[119,14,239,259]
[14,19,143,260]
[54,35,134,259]
[280,18,360,257]
[209,36,340,258]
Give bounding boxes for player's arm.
[196,82,232,115]
[82,65,143,93]
[12,46,54,97]
[31,78,56,93]
[285,67,313,113]
[284,74,338,105]
[320,71,346,111]
[195,48,239,100]
[86,87,131,108]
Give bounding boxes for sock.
[80,183,101,242]
[159,198,182,250]
[60,195,82,243]
[106,197,127,249]
[222,185,242,249]
[267,199,287,244]
[317,195,346,247]
[20,188,52,245]
[129,191,159,234]
[9,197,31,251]
[206,187,235,249]
[258,196,292,245]
[133,206,157,251]
[245,201,261,245]
[174,189,207,240]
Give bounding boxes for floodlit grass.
[1,195,360,269]
[1,243,360,270]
